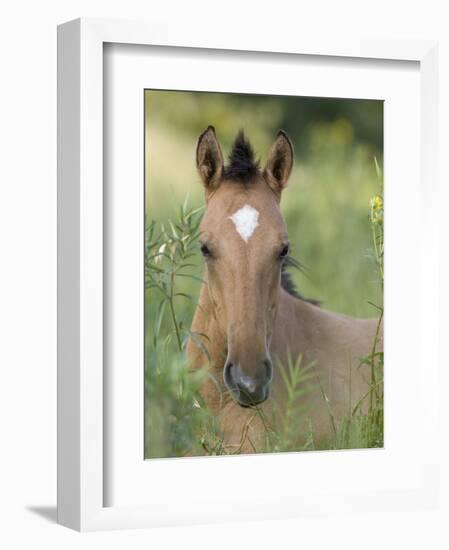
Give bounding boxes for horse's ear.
[263,130,294,197]
[196,126,224,192]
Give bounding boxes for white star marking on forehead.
[229,204,260,243]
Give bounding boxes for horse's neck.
[270,289,322,364]
[272,288,380,379]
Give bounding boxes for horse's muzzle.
[223,359,272,407]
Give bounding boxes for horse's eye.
[279,244,289,260]
[200,244,211,258]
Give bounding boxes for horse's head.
[196,126,294,407]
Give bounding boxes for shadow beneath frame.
[26,506,57,523]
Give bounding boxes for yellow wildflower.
[370,195,384,225]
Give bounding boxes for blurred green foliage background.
[145,90,383,320]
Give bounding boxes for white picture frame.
[57,17,440,531]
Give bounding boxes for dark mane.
[282,257,320,306]
[223,130,260,183]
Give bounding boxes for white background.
[1,1,448,549]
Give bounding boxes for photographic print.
[144,90,383,458]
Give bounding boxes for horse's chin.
[237,400,266,409]
[234,389,269,408]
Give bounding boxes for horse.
[186,126,383,454]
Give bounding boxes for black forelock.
[223,130,260,183]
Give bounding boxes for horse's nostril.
[223,362,235,390]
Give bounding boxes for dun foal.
[187,126,383,453]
